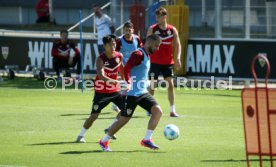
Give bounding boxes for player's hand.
[175,58,182,71]
[68,57,73,65]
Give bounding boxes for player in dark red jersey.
[147,7,182,117]
[51,30,81,80]
[76,35,125,143]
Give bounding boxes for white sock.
[144,130,153,140]
[170,105,175,113]
[102,134,111,142]
[79,127,87,137]
[108,119,118,129]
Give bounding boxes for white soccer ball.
[163,124,180,140]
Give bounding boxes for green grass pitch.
[0,78,271,167]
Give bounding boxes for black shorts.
[121,93,158,117]
[149,63,174,80]
[91,92,125,114]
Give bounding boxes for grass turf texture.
[0,77,272,167]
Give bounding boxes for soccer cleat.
[111,103,120,113]
[170,112,179,117]
[99,139,111,152]
[146,110,152,117]
[104,128,117,140]
[140,139,159,150]
[76,136,86,143]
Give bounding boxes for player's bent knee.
[151,105,163,116]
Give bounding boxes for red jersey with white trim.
[150,24,175,65]
[94,51,123,93]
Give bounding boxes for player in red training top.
[51,30,80,80]
[147,7,182,117]
[76,35,125,143]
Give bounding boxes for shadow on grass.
[0,77,85,89]
[60,150,166,154]
[26,141,97,146]
[78,115,145,120]
[59,112,112,117]
[202,158,276,163]
[183,92,241,98]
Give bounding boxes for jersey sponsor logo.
[105,71,117,77]
[1,46,9,60]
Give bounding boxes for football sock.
[170,105,175,113]
[143,130,153,140]
[102,134,111,142]
[79,127,87,137]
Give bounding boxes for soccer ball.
[163,124,180,140]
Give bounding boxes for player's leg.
[162,65,179,117]
[104,93,125,140]
[99,96,137,151]
[52,57,61,79]
[147,63,160,116]
[148,63,160,96]
[76,92,109,143]
[71,55,81,80]
[138,93,162,149]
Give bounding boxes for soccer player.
[116,21,143,65]
[51,30,80,80]
[147,7,182,117]
[98,34,163,151]
[109,21,143,113]
[93,4,115,54]
[76,35,124,143]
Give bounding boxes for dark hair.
[146,34,160,43]
[102,34,116,45]
[60,29,68,34]
[123,21,134,28]
[155,7,167,16]
[93,4,100,8]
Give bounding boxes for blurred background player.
[35,0,50,23]
[98,34,162,152]
[116,21,143,65]
[109,21,143,112]
[147,7,182,117]
[76,35,124,143]
[51,30,81,80]
[93,4,115,54]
